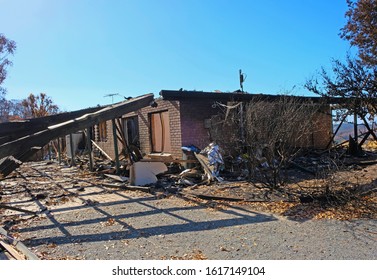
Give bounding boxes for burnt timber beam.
[0,156,22,179]
[85,129,93,171]
[0,147,42,178]
[326,113,347,149]
[112,119,120,174]
[0,94,154,161]
[0,105,106,145]
[360,114,377,141]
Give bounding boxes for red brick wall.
[179,99,221,149]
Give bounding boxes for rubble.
[0,144,376,260]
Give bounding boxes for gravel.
[14,194,377,260]
[1,162,376,260]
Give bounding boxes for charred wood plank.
[360,114,377,141]
[289,160,316,175]
[188,192,244,201]
[359,131,371,147]
[0,105,106,144]
[0,240,26,260]
[0,147,41,178]
[326,114,347,149]
[0,156,22,179]
[0,227,39,260]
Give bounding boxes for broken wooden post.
[0,227,39,260]
[86,128,93,171]
[57,137,62,164]
[348,135,363,156]
[48,142,52,160]
[112,119,120,174]
[194,153,215,183]
[69,133,76,166]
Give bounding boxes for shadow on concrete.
[19,183,277,247]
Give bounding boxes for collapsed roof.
[0,94,154,178]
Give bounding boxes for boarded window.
[150,111,171,153]
[123,116,139,147]
[98,121,108,142]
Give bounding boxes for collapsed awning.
[0,93,154,178]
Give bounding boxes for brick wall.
[123,98,183,159]
[94,97,332,161]
[180,99,221,149]
[289,105,333,149]
[311,105,333,149]
[93,120,122,160]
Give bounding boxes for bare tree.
[305,56,377,153]
[305,56,377,114]
[21,93,60,118]
[244,97,321,188]
[0,34,16,122]
[209,96,323,188]
[0,96,12,123]
[0,33,16,94]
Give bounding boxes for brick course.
[123,98,183,158]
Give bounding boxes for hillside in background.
[333,122,369,143]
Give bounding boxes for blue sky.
[1,0,352,111]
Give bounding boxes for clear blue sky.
[1,0,352,111]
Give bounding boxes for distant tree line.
[1,93,60,122]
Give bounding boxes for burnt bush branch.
[210,96,326,189]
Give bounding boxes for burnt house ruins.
[95,90,333,161]
[0,90,335,180]
[0,94,154,178]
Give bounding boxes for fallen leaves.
[105,218,116,226]
[163,249,208,260]
[238,198,377,221]
[188,162,377,221]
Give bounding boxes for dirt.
[0,160,376,260]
